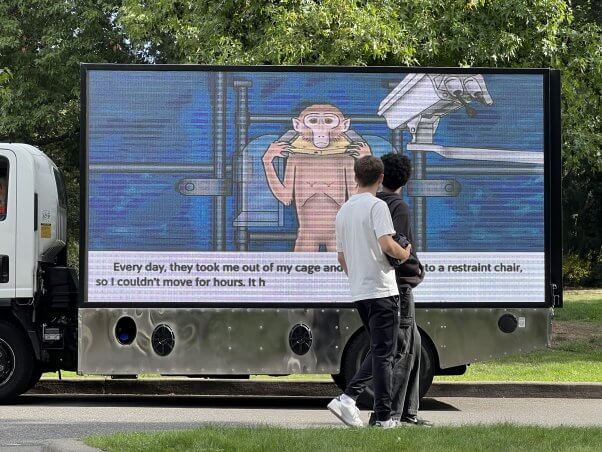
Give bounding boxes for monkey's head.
[292,104,351,149]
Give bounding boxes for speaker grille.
[289,324,312,355]
[151,324,175,356]
[498,314,518,334]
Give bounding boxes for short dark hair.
[381,153,412,190]
[354,156,384,187]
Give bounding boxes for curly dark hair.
[381,153,412,190]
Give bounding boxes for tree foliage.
[0,0,136,233]
[0,0,600,283]
[119,0,575,66]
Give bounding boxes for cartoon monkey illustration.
[262,104,372,252]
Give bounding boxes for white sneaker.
[327,396,364,427]
[373,419,397,429]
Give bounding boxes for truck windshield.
[53,168,67,209]
[0,157,8,221]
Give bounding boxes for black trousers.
[345,287,421,419]
[344,295,399,422]
[392,287,421,417]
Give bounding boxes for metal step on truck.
[0,65,562,404]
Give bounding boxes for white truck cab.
[0,144,67,297]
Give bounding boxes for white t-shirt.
[335,192,399,302]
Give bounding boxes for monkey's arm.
[345,131,372,158]
[279,130,298,143]
[262,141,295,205]
[345,130,363,143]
[344,163,358,197]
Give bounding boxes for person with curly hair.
[376,152,431,426]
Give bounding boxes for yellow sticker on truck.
[41,223,51,239]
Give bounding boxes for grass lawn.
[555,289,602,322]
[43,289,601,383]
[436,337,601,382]
[85,425,602,452]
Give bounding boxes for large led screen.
[85,67,546,304]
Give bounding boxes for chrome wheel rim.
[0,338,15,386]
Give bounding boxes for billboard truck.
[0,66,562,404]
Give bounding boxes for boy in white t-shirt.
[327,156,411,428]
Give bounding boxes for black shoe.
[400,415,433,427]
[368,412,376,426]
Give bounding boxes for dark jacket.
[377,191,425,288]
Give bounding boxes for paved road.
[0,395,600,450]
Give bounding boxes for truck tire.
[24,366,43,393]
[337,329,436,409]
[331,372,346,391]
[0,321,35,404]
[418,338,436,400]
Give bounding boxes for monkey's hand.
[346,141,371,158]
[263,141,291,163]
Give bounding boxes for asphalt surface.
[0,394,601,450]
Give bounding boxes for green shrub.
[67,240,79,273]
[563,253,601,287]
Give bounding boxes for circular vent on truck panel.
[152,324,175,356]
[289,324,312,355]
[498,314,518,334]
[115,317,137,345]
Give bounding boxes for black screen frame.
[79,64,562,309]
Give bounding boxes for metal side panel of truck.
[0,65,562,404]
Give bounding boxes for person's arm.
[378,235,411,262]
[335,214,348,275]
[337,252,348,276]
[373,202,411,262]
[391,200,413,243]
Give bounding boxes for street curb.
[428,381,602,399]
[29,379,602,399]
[42,439,99,452]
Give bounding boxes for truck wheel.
[331,372,346,391]
[418,338,436,399]
[0,321,35,404]
[24,366,43,393]
[339,331,373,409]
[338,329,436,409]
